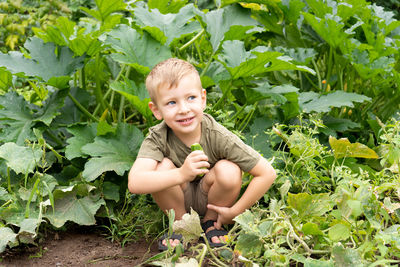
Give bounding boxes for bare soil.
[0,226,159,267]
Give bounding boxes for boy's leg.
[151,158,187,247]
[201,160,242,243]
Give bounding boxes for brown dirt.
[0,227,159,267]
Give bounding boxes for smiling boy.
[128,58,276,250]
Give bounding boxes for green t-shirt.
[137,113,261,172]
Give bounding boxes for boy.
[128,58,276,250]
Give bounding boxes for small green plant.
[102,192,164,247]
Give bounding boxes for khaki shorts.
[183,179,208,216]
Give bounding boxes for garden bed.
[0,226,158,267]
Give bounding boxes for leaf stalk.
[68,92,99,122]
[179,29,205,51]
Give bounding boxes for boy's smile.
[149,73,206,144]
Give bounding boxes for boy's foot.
[201,220,228,248]
[158,232,182,251]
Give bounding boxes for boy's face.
[149,73,206,141]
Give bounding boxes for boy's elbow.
[127,181,135,194]
[264,163,277,185]
[270,168,277,182]
[127,171,139,194]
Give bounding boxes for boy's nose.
[178,102,190,113]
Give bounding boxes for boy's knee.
[214,160,242,189]
[157,158,176,171]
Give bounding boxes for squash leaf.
[133,4,201,46]
[300,91,371,113]
[106,25,172,74]
[81,123,143,182]
[0,89,67,145]
[329,136,379,159]
[0,37,84,85]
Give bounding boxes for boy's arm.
[208,157,276,228]
[128,151,210,194]
[128,158,182,194]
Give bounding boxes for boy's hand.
[207,204,236,228]
[180,150,210,182]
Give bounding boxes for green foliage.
[0,0,73,52]
[0,1,399,265]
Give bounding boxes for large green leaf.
[52,87,92,126]
[274,47,318,64]
[287,192,334,220]
[331,244,364,267]
[148,0,188,14]
[0,68,12,90]
[0,143,42,175]
[173,208,203,245]
[234,210,260,236]
[218,40,314,79]
[200,4,258,51]
[65,123,98,160]
[302,222,323,236]
[45,188,105,228]
[81,123,143,182]
[133,4,201,46]
[110,79,152,120]
[0,227,17,253]
[302,12,348,49]
[0,37,84,83]
[18,218,40,244]
[247,83,299,104]
[328,223,351,241]
[33,17,103,57]
[299,91,371,113]
[235,233,263,259]
[244,117,274,159]
[33,17,76,47]
[329,136,379,159]
[0,89,68,145]
[80,0,126,22]
[106,25,172,74]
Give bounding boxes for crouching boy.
[128,58,276,251]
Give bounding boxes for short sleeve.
[137,137,164,162]
[219,132,261,172]
[202,114,261,172]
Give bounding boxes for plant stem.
[94,53,108,112]
[80,66,86,90]
[25,176,40,218]
[212,80,233,110]
[228,103,246,123]
[1,199,12,208]
[200,233,229,267]
[197,243,207,267]
[7,167,12,193]
[179,29,205,51]
[44,129,63,147]
[312,59,322,90]
[287,219,328,255]
[124,111,139,122]
[195,41,203,63]
[118,96,125,123]
[68,92,99,122]
[325,47,334,91]
[200,49,216,77]
[239,103,257,132]
[118,66,131,123]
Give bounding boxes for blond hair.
[146,58,201,103]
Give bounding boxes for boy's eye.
[188,95,196,100]
[166,101,176,106]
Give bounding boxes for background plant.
[0,0,399,265]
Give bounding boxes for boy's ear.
[201,88,207,110]
[148,101,162,120]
